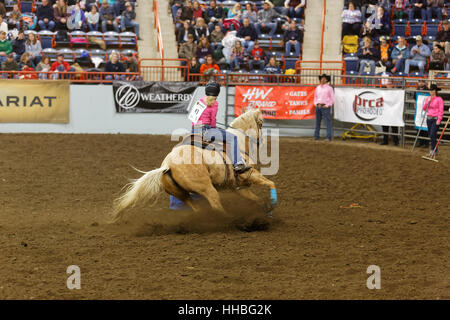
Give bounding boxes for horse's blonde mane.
[230,109,261,130]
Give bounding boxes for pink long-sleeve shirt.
[314,83,335,108]
[423,96,444,123]
[192,96,218,127]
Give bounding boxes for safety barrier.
[153,0,164,59]
[138,58,189,82]
[0,70,140,83]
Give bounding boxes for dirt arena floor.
[0,134,449,300]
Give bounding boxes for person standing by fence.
[423,84,444,156]
[314,74,335,141]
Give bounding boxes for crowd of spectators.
[0,0,140,79]
[342,0,450,76]
[172,0,306,78]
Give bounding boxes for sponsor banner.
[234,86,316,120]
[0,80,69,123]
[113,81,198,113]
[334,88,405,127]
[414,92,430,131]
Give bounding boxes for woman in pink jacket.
[423,84,444,155]
[192,81,249,173]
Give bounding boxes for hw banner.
[334,87,405,127]
[113,81,198,113]
[234,86,316,120]
[0,80,69,123]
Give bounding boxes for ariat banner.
[113,81,199,113]
[0,80,70,123]
[334,87,405,127]
[234,86,316,120]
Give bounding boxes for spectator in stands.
[8,4,21,31]
[104,51,125,79]
[54,0,71,31]
[377,0,392,13]
[256,1,282,38]
[393,0,409,19]
[178,0,194,29]
[341,1,362,38]
[314,73,334,142]
[249,40,265,71]
[429,44,445,70]
[434,20,450,56]
[409,0,427,21]
[178,20,195,43]
[123,52,138,75]
[68,1,86,31]
[12,30,26,62]
[26,33,42,66]
[0,30,11,64]
[367,6,391,37]
[426,0,444,21]
[196,35,213,64]
[283,20,303,57]
[242,3,258,24]
[100,1,120,33]
[423,84,444,155]
[357,36,379,74]
[391,36,410,73]
[189,56,201,80]
[86,5,100,31]
[194,17,210,40]
[121,2,140,39]
[209,24,224,50]
[200,54,220,76]
[283,0,306,19]
[84,0,98,12]
[0,2,5,19]
[404,35,431,74]
[171,0,183,22]
[37,0,56,31]
[228,3,243,20]
[264,56,281,74]
[377,36,392,71]
[1,53,18,78]
[179,33,197,61]
[20,59,38,79]
[36,55,51,79]
[229,39,245,70]
[193,1,204,21]
[50,53,75,74]
[236,17,257,54]
[0,15,6,34]
[19,52,34,70]
[203,0,225,32]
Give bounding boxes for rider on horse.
[191,81,251,173]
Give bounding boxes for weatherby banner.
[234,86,316,120]
[334,88,405,127]
[0,80,69,123]
[113,81,198,113]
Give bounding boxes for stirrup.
[234,164,252,174]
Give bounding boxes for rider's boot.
[233,161,252,174]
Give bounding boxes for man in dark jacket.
[408,0,427,20]
[12,30,26,62]
[203,0,225,32]
[236,17,257,54]
[435,20,450,56]
[37,0,55,31]
[121,2,140,39]
[283,20,303,56]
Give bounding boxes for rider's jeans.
[193,125,244,166]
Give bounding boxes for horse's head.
[230,108,263,146]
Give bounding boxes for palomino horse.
[111,109,277,222]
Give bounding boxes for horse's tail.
[111,165,169,222]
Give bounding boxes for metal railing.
[0,70,140,83]
[153,0,164,59]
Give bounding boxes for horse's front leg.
[235,188,272,214]
[241,169,277,208]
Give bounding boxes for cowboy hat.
[318,73,331,82]
[429,84,441,92]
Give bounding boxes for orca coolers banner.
[334,88,405,127]
[234,86,316,120]
[113,81,198,113]
[0,80,69,123]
